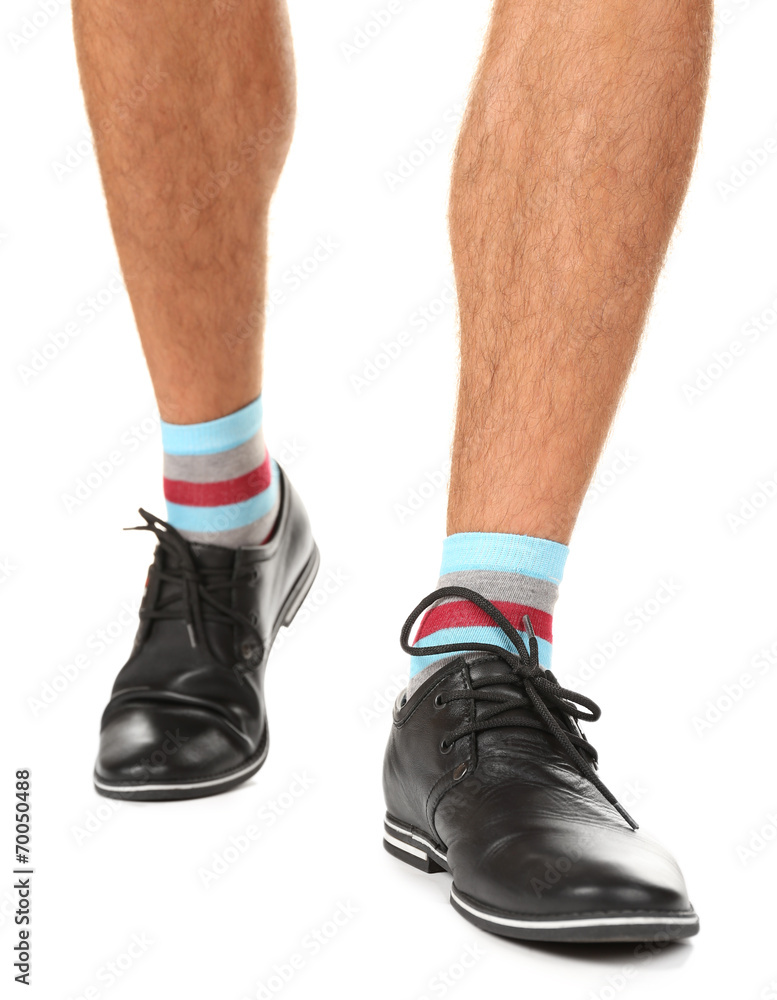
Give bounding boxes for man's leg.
[383,0,712,943]
[73,0,294,425]
[75,1,319,800]
[447,0,711,544]
[73,0,297,544]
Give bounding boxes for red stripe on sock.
[415,600,553,644]
[164,453,272,507]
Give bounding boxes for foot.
[382,587,699,943]
[94,466,319,800]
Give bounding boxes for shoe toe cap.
[450,822,693,918]
[94,704,255,793]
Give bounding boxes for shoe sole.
[383,814,700,944]
[93,544,321,802]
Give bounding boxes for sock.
[160,395,280,548]
[407,531,569,696]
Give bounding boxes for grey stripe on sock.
[178,506,278,549]
[437,569,559,614]
[164,435,265,484]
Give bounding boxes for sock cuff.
[440,531,569,585]
[161,396,263,456]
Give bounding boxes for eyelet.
[248,612,259,627]
[434,694,446,708]
[241,640,258,660]
[453,763,468,781]
[439,739,453,754]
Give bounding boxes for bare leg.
[72,0,295,423]
[447,0,712,543]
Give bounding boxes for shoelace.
[400,586,638,830]
[129,509,263,668]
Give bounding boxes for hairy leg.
[72,0,295,423]
[447,0,712,543]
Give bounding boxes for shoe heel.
[281,545,320,628]
[383,825,446,874]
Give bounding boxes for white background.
[2,0,777,997]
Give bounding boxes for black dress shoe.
[383,586,699,943]
[94,465,319,801]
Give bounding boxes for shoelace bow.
[129,509,262,666]
[400,586,638,830]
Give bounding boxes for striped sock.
[160,396,280,548]
[408,531,569,695]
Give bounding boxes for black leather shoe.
[94,465,319,801]
[383,587,699,943]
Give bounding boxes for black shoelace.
[400,586,638,830]
[129,509,263,667]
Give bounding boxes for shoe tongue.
[151,542,238,647]
[186,541,238,571]
[464,656,584,766]
[153,543,235,608]
[465,656,532,717]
